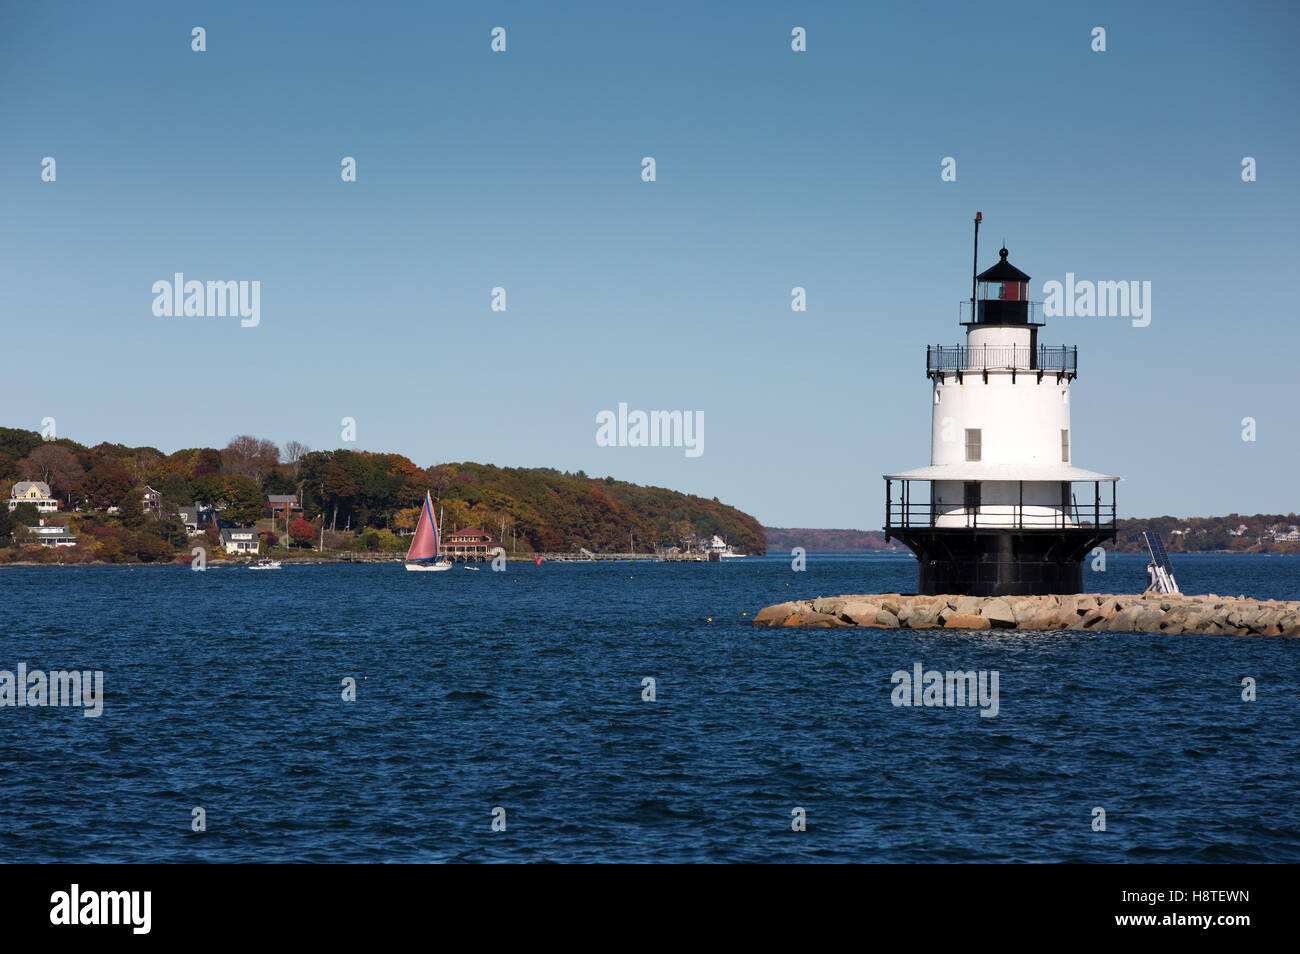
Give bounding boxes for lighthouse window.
[1061,429,1070,462]
[965,428,982,462]
[934,389,941,405]
[980,280,1025,301]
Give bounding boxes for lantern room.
[968,247,1037,326]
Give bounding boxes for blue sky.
[2,1,1297,528]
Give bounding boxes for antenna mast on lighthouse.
[971,211,982,306]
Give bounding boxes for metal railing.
[926,344,1077,376]
[884,479,1116,532]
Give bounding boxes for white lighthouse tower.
[884,215,1119,596]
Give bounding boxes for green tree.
[11,502,41,529]
[154,511,189,547]
[117,490,145,529]
[261,468,297,495]
[0,428,43,465]
[190,473,226,508]
[223,475,266,526]
[159,472,192,510]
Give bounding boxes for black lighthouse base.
[886,528,1113,597]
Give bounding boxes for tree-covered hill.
[0,427,766,560]
[415,461,765,555]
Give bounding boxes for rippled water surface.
[2,552,1297,862]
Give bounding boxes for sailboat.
[405,491,452,571]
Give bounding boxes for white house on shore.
[220,528,259,555]
[24,520,76,547]
[8,481,58,513]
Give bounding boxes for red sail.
[406,492,440,561]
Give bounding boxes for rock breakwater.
[753,592,1300,636]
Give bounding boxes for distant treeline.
[0,426,767,562]
[1111,514,1300,553]
[764,527,904,552]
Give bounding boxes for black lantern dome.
[966,247,1038,326]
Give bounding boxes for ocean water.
[1,552,1297,863]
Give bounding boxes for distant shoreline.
[3,549,1295,568]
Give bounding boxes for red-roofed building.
[267,494,303,519]
[441,528,496,562]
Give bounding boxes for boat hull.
[405,562,452,572]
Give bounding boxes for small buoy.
[707,617,712,622]
[743,612,747,616]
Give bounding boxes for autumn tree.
[283,441,310,467]
[318,457,359,531]
[222,435,280,482]
[393,507,421,532]
[82,460,134,511]
[671,519,696,550]
[132,531,174,563]
[125,447,164,484]
[17,444,83,506]
[192,448,223,477]
[288,518,316,547]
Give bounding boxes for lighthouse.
[884,216,1118,596]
